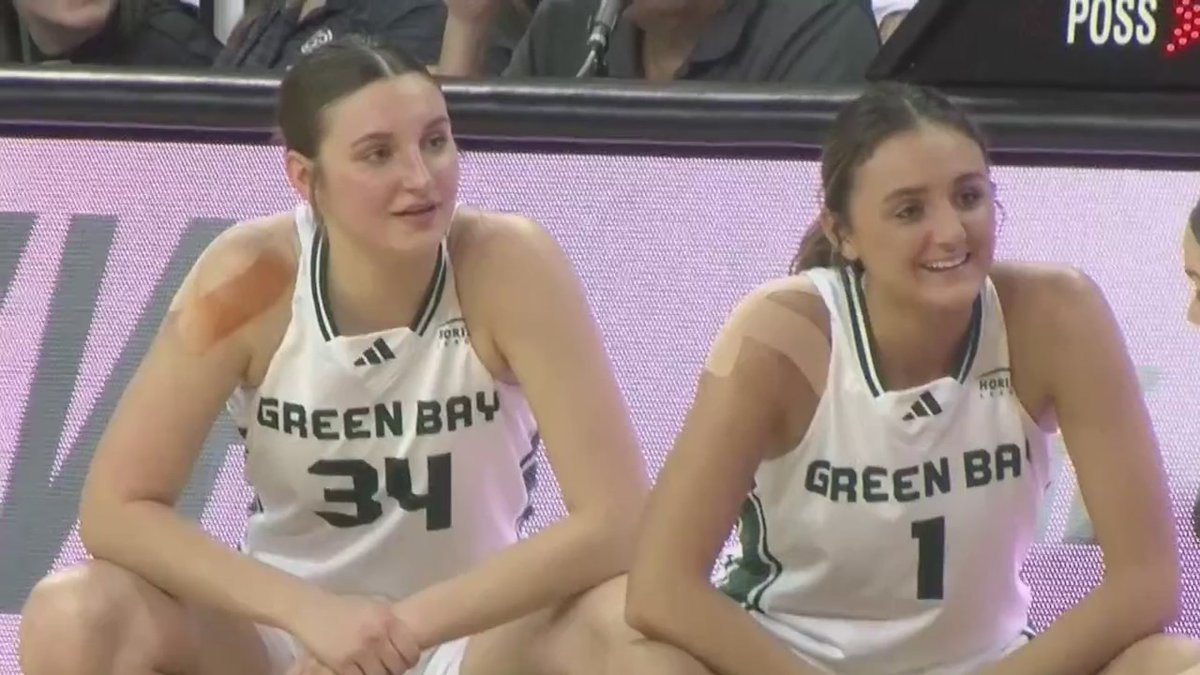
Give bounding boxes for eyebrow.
[883,171,988,202]
[350,131,391,148]
[349,116,451,148]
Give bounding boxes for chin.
[914,266,986,312]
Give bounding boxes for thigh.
[1099,634,1200,675]
[30,559,275,675]
[458,576,636,675]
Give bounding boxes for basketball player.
[18,37,646,675]
[609,83,1200,674]
[1185,200,1200,326]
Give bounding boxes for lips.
[920,253,970,272]
[394,203,437,217]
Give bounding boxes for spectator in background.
[0,1,21,63]
[215,0,447,71]
[873,0,916,42]
[481,0,540,76]
[440,0,879,83]
[12,0,219,66]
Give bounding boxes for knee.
[19,561,155,674]
[543,576,641,673]
[1103,633,1200,675]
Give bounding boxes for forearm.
[627,580,822,675]
[395,513,632,648]
[979,572,1175,675]
[437,15,493,78]
[81,499,318,631]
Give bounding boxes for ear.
[819,211,860,263]
[284,150,317,204]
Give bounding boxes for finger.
[351,654,384,675]
[388,621,422,667]
[377,633,408,675]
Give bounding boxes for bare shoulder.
[990,261,1108,331]
[990,262,1116,422]
[707,274,831,399]
[182,213,297,291]
[725,274,831,347]
[170,212,298,355]
[447,207,569,313]
[448,207,555,269]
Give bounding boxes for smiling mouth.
[395,204,437,217]
[920,253,970,272]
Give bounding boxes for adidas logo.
[902,391,943,421]
[354,337,396,367]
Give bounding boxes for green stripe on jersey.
[720,491,781,612]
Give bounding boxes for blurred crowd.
[0,0,915,84]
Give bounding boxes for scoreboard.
[870,0,1200,90]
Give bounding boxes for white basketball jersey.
[719,267,1050,675]
[227,204,539,602]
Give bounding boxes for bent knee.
[1104,633,1200,674]
[19,561,179,673]
[563,576,638,640]
[543,577,640,668]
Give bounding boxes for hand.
[284,592,421,675]
[442,0,503,24]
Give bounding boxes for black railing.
[2,65,1199,168]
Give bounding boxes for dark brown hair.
[277,34,433,159]
[1191,197,1200,244]
[790,82,988,274]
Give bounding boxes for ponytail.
[789,212,854,275]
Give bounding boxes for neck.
[17,0,114,56]
[323,229,440,336]
[862,278,975,391]
[634,0,721,70]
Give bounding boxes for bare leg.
[459,575,714,675]
[1098,634,1200,675]
[608,637,717,675]
[19,559,273,675]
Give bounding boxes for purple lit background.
[1,137,1199,671]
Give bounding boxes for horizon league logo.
[0,212,241,612]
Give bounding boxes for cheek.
[329,169,394,207]
[433,153,460,193]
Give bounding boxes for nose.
[394,147,434,193]
[928,199,968,248]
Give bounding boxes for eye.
[425,134,449,151]
[957,187,987,209]
[895,203,923,221]
[362,146,391,163]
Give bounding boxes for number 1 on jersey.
[911,516,945,600]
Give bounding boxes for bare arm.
[392,215,648,647]
[625,282,831,675]
[436,0,502,77]
[981,268,1179,675]
[79,221,323,631]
